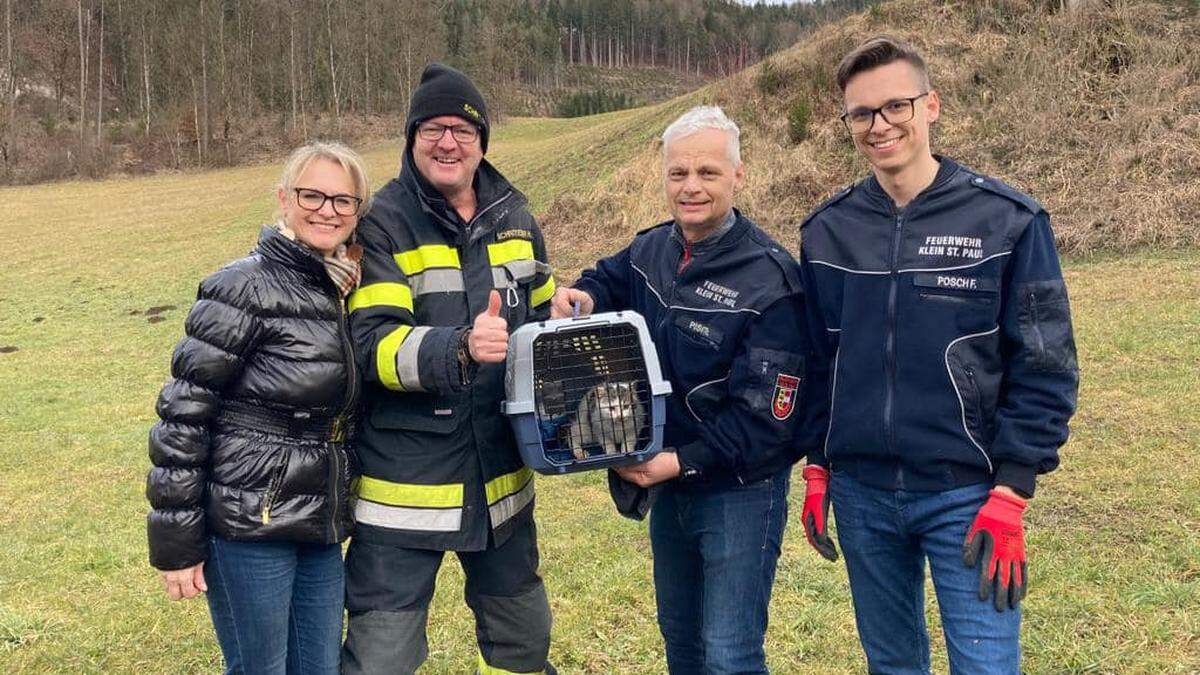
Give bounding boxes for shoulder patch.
[800,185,854,230]
[965,173,1044,215]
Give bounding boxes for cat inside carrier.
[503,311,672,474]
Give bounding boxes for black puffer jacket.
[147,226,358,571]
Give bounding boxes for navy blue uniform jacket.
[574,210,812,487]
[800,158,1079,497]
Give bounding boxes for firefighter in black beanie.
[341,63,558,675]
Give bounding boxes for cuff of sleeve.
[805,447,828,468]
[675,440,719,481]
[430,326,471,394]
[994,461,1037,499]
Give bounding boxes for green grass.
[1,115,1197,673]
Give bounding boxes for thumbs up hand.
[469,290,509,363]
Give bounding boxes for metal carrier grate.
[531,323,653,465]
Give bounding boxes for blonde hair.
[278,141,372,214]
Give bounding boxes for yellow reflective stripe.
[348,282,414,313]
[530,276,556,307]
[477,651,542,675]
[485,466,534,505]
[376,325,412,391]
[357,475,464,508]
[487,239,534,266]
[394,245,461,275]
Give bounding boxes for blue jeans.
[649,469,790,674]
[829,472,1021,675]
[205,537,345,675]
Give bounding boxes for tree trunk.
[77,0,85,153]
[140,13,150,136]
[4,0,14,166]
[289,9,297,133]
[324,0,340,127]
[199,0,209,161]
[96,0,103,146]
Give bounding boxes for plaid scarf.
[272,220,363,298]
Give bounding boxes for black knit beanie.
[405,63,489,153]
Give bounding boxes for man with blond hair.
[553,105,812,673]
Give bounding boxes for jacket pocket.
[369,394,461,434]
[1018,280,1077,373]
[738,347,804,416]
[946,352,1000,451]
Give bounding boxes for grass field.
[1,108,1198,674]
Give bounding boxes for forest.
[0,0,875,182]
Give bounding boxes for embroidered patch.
[772,374,800,421]
[496,228,533,242]
[463,103,482,121]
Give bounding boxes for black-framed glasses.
[416,122,479,144]
[841,93,929,135]
[293,188,362,216]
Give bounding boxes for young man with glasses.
[797,36,1079,673]
[342,63,557,675]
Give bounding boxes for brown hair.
[836,35,931,93]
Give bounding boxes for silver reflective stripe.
[410,268,466,296]
[355,499,463,532]
[491,259,538,286]
[395,326,431,391]
[488,477,535,528]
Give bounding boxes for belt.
[217,401,352,442]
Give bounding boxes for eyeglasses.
[293,188,362,216]
[841,93,929,135]
[416,122,479,144]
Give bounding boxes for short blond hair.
[278,141,372,214]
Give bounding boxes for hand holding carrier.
[502,311,672,474]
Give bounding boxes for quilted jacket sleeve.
[146,267,262,571]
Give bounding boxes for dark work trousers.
[340,519,552,675]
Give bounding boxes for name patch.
[495,229,533,242]
[913,273,998,293]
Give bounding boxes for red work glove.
[962,488,1028,612]
[801,465,838,561]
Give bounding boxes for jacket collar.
[400,150,527,241]
[862,155,961,211]
[255,224,328,280]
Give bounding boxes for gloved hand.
[801,465,838,561]
[962,488,1028,612]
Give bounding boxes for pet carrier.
[503,310,672,474]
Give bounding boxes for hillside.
[533,0,1200,273]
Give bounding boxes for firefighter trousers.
[341,519,553,674]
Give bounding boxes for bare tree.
[96,0,103,145]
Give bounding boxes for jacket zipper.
[262,456,287,524]
[883,213,904,463]
[964,366,981,434]
[330,299,358,541]
[1029,291,1046,358]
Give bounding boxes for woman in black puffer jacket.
[147,141,370,674]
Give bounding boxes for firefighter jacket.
[573,210,811,488]
[800,157,1079,498]
[348,152,555,551]
[147,226,357,571]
